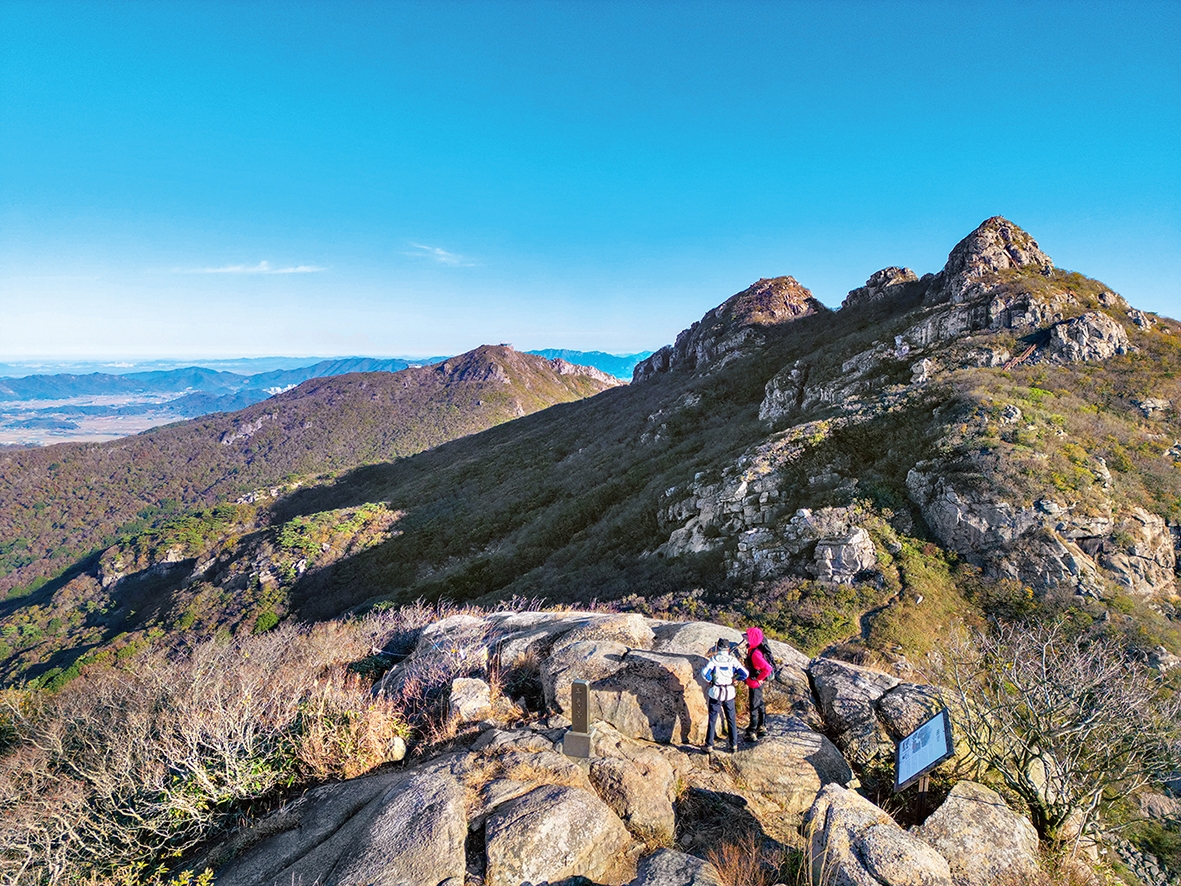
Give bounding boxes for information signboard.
[894,708,953,792]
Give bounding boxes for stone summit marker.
[562,679,591,758]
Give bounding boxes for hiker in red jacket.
[743,626,774,743]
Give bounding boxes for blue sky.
[2,1,1178,360]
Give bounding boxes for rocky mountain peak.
[634,276,826,382]
[927,216,1053,304]
[715,275,822,327]
[841,267,920,310]
[436,345,622,388]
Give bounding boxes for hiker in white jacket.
[701,638,749,753]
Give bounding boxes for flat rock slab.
[727,715,852,818]
[484,783,632,886]
[913,781,1040,886]
[215,760,468,886]
[629,849,723,886]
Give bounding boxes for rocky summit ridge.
[203,609,1048,886]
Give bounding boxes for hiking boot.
[702,744,714,754]
[727,744,738,753]
[756,727,766,738]
[744,730,757,743]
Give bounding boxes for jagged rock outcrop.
[205,612,1059,886]
[906,469,1176,598]
[1044,311,1131,363]
[926,216,1053,305]
[805,784,953,885]
[634,277,826,382]
[843,267,920,309]
[1099,508,1177,596]
[814,527,877,584]
[914,781,1041,886]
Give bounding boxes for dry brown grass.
[0,616,412,885]
[705,832,788,886]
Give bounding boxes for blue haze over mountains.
[0,351,650,440]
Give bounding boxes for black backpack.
[747,640,776,677]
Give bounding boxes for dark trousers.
[747,684,765,734]
[705,693,737,748]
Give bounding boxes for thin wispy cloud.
[179,261,326,275]
[406,244,475,267]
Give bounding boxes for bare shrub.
[926,620,1181,848]
[0,620,408,884]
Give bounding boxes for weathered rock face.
[212,761,469,886]
[843,267,920,309]
[806,784,953,886]
[914,781,1041,886]
[726,715,854,818]
[588,722,679,844]
[484,784,631,886]
[634,277,826,382]
[907,469,1176,598]
[814,527,877,584]
[926,216,1053,305]
[1099,508,1177,597]
[629,849,723,886]
[876,683,942,740]
[1044,311,1131,363]
[540,614,709,745]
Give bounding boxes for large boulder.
[630,849,723,886]
[1044,312,1131,363]
[809,658,899,769]
[727,715,853,818]
[213,761,468,886]
[543,618,710,744]
[876,683,943,740]
[651,620,817,723]
[805,784,952,886]
[376,613,490,699]
[591,755,677,845]
[913,781,1041,886]
[484,784,632,886]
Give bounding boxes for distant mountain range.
[0,346,621,611]
[0,350,649,444]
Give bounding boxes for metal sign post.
[562,679,591,758]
